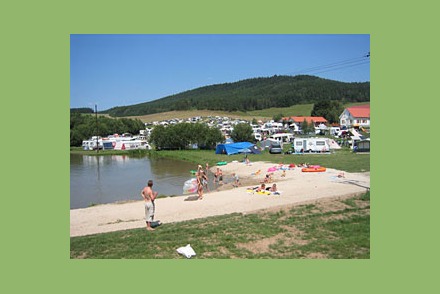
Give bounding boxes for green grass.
[246,104,314,117]
[70,192,370,259]
[119,105,315,122]
[143,147,369,173]
[121,102,368,123]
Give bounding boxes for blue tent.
[215,142,261,155]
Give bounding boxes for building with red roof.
[339,104,370,128]
[282,116,328,126]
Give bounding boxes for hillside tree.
[230,123,254,142]
[311,100,344,124]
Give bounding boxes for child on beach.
[255,183,266,192]
[232,173,240,187]
[268,183,277,192]
[218,169,223,185]
[213,167,219,185]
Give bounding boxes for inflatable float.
[183,178,198,194]
[246,189,271,195]
[301,166,326,172]
[267,166,277,172]
[216,161,227,166]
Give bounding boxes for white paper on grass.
[176,244,196,258]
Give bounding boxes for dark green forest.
[102,75,369,117]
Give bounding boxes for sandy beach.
[70,161,370,237]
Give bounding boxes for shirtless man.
[141,180,158,231]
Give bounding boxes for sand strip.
[70,161,370,237]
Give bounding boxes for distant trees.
[70,113,145,146]
[311,100,344,124]
[272,113,284,122]
[301,119,313,135]
[230,123,254,143]
[104,75,370,117]
[149,123,223,150]
[70,107,94,114]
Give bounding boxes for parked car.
[269,143,283,154]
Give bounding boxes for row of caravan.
[82,136,151,151]
[260,136,340,153]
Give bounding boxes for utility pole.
[95,104,99,153]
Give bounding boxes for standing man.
[141,180,158,231]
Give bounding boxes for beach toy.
[183,178,198,194]
[301,166,326,172]
[267,166,277,172]
[256,191,271,195]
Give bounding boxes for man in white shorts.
[141,180,158,231]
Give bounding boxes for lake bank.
[70,161,370,237]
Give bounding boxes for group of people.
[194,163,227,200]
[263,172,274,184]
[252,183,278,193]
[140,162,285,231]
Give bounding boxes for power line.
[289,53,370,76]
[311,60,370,75]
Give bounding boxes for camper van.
[269,133,294,143]
[114,140,152,150]
[81,137,103,150]
[330,127,341,136]
[292,137,330,153]
[254,133,262,141]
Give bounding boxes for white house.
[339,104,370,128]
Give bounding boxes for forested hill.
[103,75,370,117]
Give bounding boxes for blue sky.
[70,34,370,111]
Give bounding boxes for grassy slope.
[70,192,370,259]
[113,102,369,123]
[116,104,314,123]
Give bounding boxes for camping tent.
[215,142,261,155]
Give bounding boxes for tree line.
[103,75,370,117]
[149,123,224,150]
[70,113,145,146]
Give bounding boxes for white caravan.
[269,133,294,143]
[292,137,331,153]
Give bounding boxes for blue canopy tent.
[215,142,261,155]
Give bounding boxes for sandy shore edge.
[70,161,370,237]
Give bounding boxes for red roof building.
[282,116,328,126]
[339,104,370,128]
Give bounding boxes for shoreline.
[70,161,370,237]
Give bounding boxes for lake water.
[70,154,211,209]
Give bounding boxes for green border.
[5,0,431,292]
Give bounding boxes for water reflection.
[70,154,199,209]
